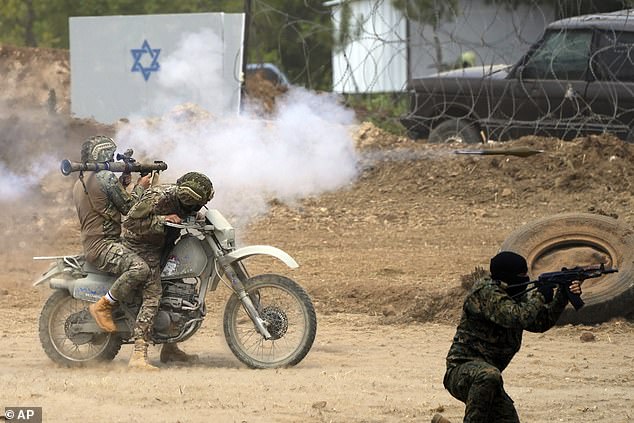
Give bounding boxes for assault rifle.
[60,148,167,177]
[512,264,618,310]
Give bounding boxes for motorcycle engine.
[153,279,199,338]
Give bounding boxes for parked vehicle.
[401,10,634,143]
[34,208,316,369]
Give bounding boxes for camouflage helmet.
[176,172,214,207]
[80,135,117,163]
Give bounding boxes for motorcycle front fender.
[224,245,299,269]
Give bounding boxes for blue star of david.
[131,40,161,81]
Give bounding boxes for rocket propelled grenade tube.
[60,159,168,176]
[454,147,544,158]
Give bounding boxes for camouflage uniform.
[443,276,568,422]
[73,169,149,301]
[122,184,201,340]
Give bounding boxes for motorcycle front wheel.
[39,290,123,367]
[223,273,317,369]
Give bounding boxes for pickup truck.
[400,10,634,143]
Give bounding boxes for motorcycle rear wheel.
[223,274,317,369]
[39,290,123,367]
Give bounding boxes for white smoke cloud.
[0,162,43,200]
[148,29,235,118]
[117,30,359,227]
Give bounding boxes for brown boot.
[128,340,159,371]
[88,296,116,333]
[431,414,452,423]
[160,343,199,363]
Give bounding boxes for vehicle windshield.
[521,29,593,80]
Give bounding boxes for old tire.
[499,213,634,325]
[428,119,482,144]
[39,290,123,367]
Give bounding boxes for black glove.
[537,283,554,303]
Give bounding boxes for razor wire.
[245,0,634,140]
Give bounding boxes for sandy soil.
[0,45,633,423]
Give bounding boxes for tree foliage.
[246,1,333,89]
[0,0,245,49]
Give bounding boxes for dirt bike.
[33,208,317,369]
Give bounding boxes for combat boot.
[431,414,452,423]
[128,340,159,371]
[160,343,199,363]
[88,296,116,333]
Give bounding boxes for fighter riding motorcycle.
[33,208,317,369]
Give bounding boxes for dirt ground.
[0,45,633,423]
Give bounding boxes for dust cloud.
[0,162,43,200]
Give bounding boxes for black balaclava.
[490,251,530,298]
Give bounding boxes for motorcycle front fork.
[223,265,272,340]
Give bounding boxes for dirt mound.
[256,123,634,324]
[243,71,288,114]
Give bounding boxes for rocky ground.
[0,45,632,423]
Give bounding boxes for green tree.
[0,0,245,48]
[0,0,40,46]
[246,0,333,89]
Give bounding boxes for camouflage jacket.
[73,170,144,262]
[446,276,568,372]
[122,184,193,254]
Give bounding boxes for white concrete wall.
[70,13,244,124]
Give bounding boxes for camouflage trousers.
[92,242,150,302]
[444,361,520,423]
[125,248,162,342]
